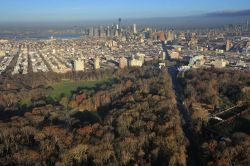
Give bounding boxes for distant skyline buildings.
[0,1,250,29]
[0,0,250,23]
[133,24,137,34]
[247,19,249,31]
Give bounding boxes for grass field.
[48,78,117,100]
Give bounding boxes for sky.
[0,0,250,23]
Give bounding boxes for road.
[162,42,200,166]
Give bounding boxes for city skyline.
[1,0,250,23]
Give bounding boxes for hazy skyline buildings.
[247,19,249,31]
[0,2,249,29]
[1,0,250,23]
[133,24,137,34]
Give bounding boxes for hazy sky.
[1,0,250,22]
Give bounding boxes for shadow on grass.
[0,104,32,121]
[71,78,120,96]
[0,78,120,122]
[0,97,59,121]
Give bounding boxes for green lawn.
[20,98,32,106]
[48,78,117,100]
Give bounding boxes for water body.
[49,34,83,39]
[0,33,83,40]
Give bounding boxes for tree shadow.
[73,111,102,125]
[0,97,59,122]
[0,104,32,121]
[70,78,120,96]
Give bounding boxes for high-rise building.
[213,59,228,68]
[189,37,198,47]
[74,59,84,71]
[107,26,111,37]
[89,27,94,37]
[159,51,166,60]
[94,28,99,37]
[226,39,233,51]
[94,57,100,69]
[118,18,122,35]
[137,53,145,63]
[110,25,116,37]
[118,18,122,30]
[159,32,166,41]
[129,54,144,67]
[167,29,174,42]
[115,29,119,37]
[169,51,180,60]
[247,19,249,31]
[119,56,128,69]
[0,50,6,57]
[100,26,106,37]
[133,24,137,34]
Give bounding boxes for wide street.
[162,42,200,166]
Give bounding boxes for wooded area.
[181,68,250,165]
[0,67,187,166]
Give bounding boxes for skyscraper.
[94,57,100,69]
[118,18,122,36]
[159,32,166,41]
[167,29,174,42]
[247,19,249,31]
[89,27,94,37]
[100,26,106,37]
[94,28,99,37]
[133,24,137,34]
[226,39,233,51]
[118,18,122,31]
[107,26,111,37]
[110,25,116,37]
[74,59,84,71]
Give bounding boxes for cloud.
[204,9,250,17]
